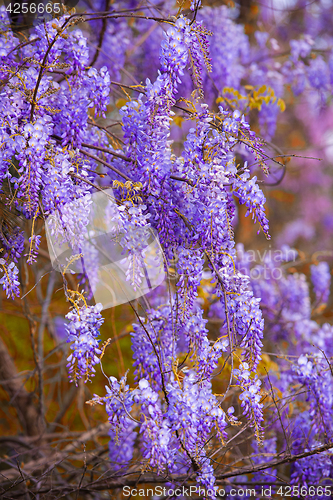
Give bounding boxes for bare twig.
[265,368,291,456]
[78,149,132,180]
[80,142,131,162]
[0,335,40,436]
[89,0,111,67]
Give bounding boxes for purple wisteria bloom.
[66,303,104,385]
[311,261,331,304]
[0,259,20,299]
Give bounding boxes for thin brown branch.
[265,368,291,456]
[87,118,124,144]
[0,335,40,437]
[80,142,131,162]
[78,149,132,181]
[30,17,74,121]
[2,423,110,481]
[89,0,111,67]
[3,439,333,491]
[5,37,40,58]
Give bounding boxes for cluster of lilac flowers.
[65,303,104,385]
[0,258,20,299]
[0,225,24,263]
[233,245,333,488]
[234,363,264,441]
[311,261,331,304]
[290,413,332,488]
[25,234,41,265]
[176,248,204,322]
[293,355,333,440]
[131,305,174,390]
[232,166,270,238]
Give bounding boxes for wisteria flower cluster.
[65,302,104,384]
[1,0,333,496]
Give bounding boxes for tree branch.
[0,335,40,437]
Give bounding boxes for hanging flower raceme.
[65,303,104,385]
[233,362,264,443]
[176,248,204,323]
[290,412,332,487]
[131,305,174,390]
[293,355,333,439]
[232,165,270,239]
[166,371,228,495]
[0,226,25,263]
[311,261,331,305]
[25,234,41,265]
[120,15,211,197]
[0,258,20,299]
[133,379,174,473]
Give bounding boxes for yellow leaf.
[223,87,237,95]
[258,353,279,375]
[173,116,184,127]
[250,100,260,110]
[277,98,286,112]
[116,98,128,109]
[275,388,283,399]
[258,85,267,94]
